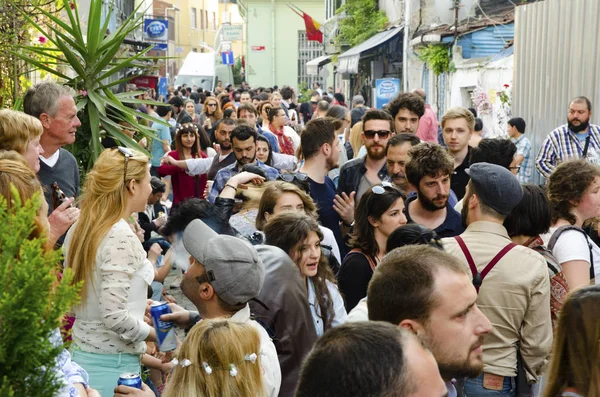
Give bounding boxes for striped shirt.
[535,124,600,178]
[512,134,533,183]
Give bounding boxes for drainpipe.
[272,0,276,86]
[403,0,410,91]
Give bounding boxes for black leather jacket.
[337,157,389,197]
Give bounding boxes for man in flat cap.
[441,163,552,396]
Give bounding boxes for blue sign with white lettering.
[144,19,168,42]
[375,78,401,109]
[158,77,168,98]
[153,43,168,51]
[221,51,235,65]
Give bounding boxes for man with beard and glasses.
[158,218,281,397]
[208,124,279,202]
[442,163,552,396]
[368,245,492,397]
[536,96,600,178]
[299,117,348,256]
[338,109,393,204]
[385,133,421,195]
[404,142,464,238]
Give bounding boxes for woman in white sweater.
[64,147,156,396]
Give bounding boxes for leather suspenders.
[454,236,516,293]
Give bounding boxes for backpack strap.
[454,236,516,293]
[548,225,594,279]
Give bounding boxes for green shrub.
[0,187,81,397]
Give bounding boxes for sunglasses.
[364,130,392,139]
[117,146,133,185]
[371,181,394,194]
[278,172,309,183]
[207,103,217,107]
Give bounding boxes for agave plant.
[11,0,167,172]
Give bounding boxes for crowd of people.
[2,78,600,397]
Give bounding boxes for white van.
[174,52,233,91]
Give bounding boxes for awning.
[338,26,403,74]
[306,55,332,76]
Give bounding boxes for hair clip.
[203,362,213,374]
[244,353,257,363]
[181,359,192,368]
[229,364,238,377]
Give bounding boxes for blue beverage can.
[150,301,178,352]
[117,372,142,389]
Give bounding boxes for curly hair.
[387,93,425,120]
[547,160,600,224]
[405,142,454,187]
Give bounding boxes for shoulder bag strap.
[582,133,591,157]
[349,248,378,271]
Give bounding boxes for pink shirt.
[417,104,439,142]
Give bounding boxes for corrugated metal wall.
[442,24,515,59]
[514,0,600,182]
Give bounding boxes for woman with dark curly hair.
[541,159,600,290]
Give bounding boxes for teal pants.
[71,346,141,397]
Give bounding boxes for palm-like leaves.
[10,0,168,171]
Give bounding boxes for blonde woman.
[0,109,44,172]
[64,147,156,395]
[349,121,365,158]
[0,109,78,246]
[162,319,265,397]
[200,97,222,141]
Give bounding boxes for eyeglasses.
[509,166,521,172]
[117,146,133,185]
[364,130,392,139]
[371,181,394,194]
[278,172,309,183]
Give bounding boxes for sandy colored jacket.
[442,221,552,382]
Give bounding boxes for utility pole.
[453,0,460,44]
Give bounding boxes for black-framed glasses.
[364,130,392,139]
[371,181,393,194]
[117,146,133,185]
[207,103,217,107]
[278,172,309,183]
[509,166,521,172]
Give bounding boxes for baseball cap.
[182,219,265,305]
[465,162,523,216]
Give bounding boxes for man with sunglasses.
[337,109,393,204]
[404,142,464,238]
[442,163,551,396]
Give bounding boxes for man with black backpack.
[442,163,552,396]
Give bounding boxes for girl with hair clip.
[159,124,208,205]
[338,183,407,311]
[63,147,157,395]
[263,211,347,336]
[258,101,273,131]
[255,135,298,172]
[162,319,265,397]
[542,284,600,397]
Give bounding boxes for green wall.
[245,0,325,88]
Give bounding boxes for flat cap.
[465,163,523,215]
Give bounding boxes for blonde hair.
[256,181,318,231]
[441,107,475,130]
[66,148,149,301]
[349,121,364,158]
[0,109,43,154]
[0,150,48,248]
[163,319,265,397]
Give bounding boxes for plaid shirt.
[207,159,280,203]
[535,124,600,178]
[512,135,533,183]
